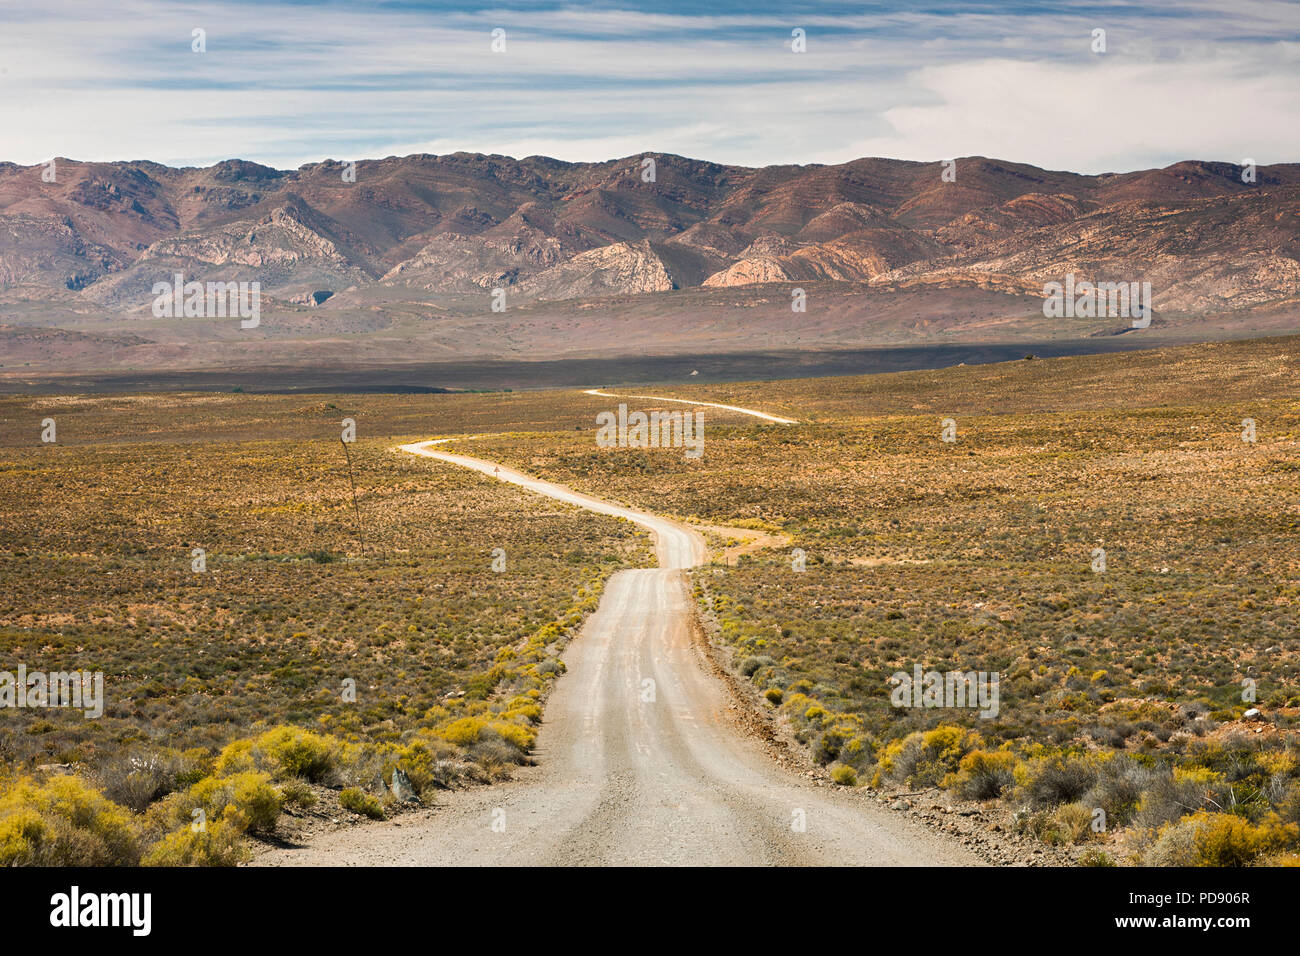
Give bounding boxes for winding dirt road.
[581,388,800,424]
[258,397,980,866]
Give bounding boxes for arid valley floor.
[1,335,1298,866]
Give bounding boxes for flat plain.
[1,334,1298,865]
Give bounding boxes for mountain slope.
[2,153,1296,312]
[1,152,1298,379]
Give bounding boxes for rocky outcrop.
[702,256,793,287]
[140,202,350,270]
[517,239,675,298]
[702,225,937,286]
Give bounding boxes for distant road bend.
[260,392,977,866]
[581,388,800,424]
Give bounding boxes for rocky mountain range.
[1,152,1298,382]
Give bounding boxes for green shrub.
[1014,803,1095,846]
[840,735,874,768]
[440,716,488,748]
[1133,766,1225,830]
[393,735,459,795]
[1143,812,1200,866]
[503,703,542,724]
[278,780,317,810]
[946,749,1017,800]
[214,739,256,776]
[176,749,215,788]
[1052,803,1095,844]
[184,772,283,834]
[814,724,853,764]
[876,726,982,788]
[1015,754,1099,808]
[1080,754,1151,827]
[142,817,248,867]
[1193,813,1297,867]
[339,788,385,820]
[1145,811,1299,867]
[490,721,536,754]
[0,775,140,866]
[95,750,191,812]
[0,809,48,866]
[256,727,339,782]
[830,764,858,786]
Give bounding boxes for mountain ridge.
[2,152,1298,379]
[4,152,1297,310]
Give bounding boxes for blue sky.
[1,0,1297,172]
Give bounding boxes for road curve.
[582,388,800,424]
[258,432,979,866]
[398,439,704,569]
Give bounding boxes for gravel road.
[255,431,981,866]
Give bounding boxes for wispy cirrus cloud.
[0,0,1295,171]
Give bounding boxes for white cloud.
[833,53,1300,173]
[0,0,1295,171]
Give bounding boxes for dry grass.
[0,399,651,774]
[2,335,1299,864]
